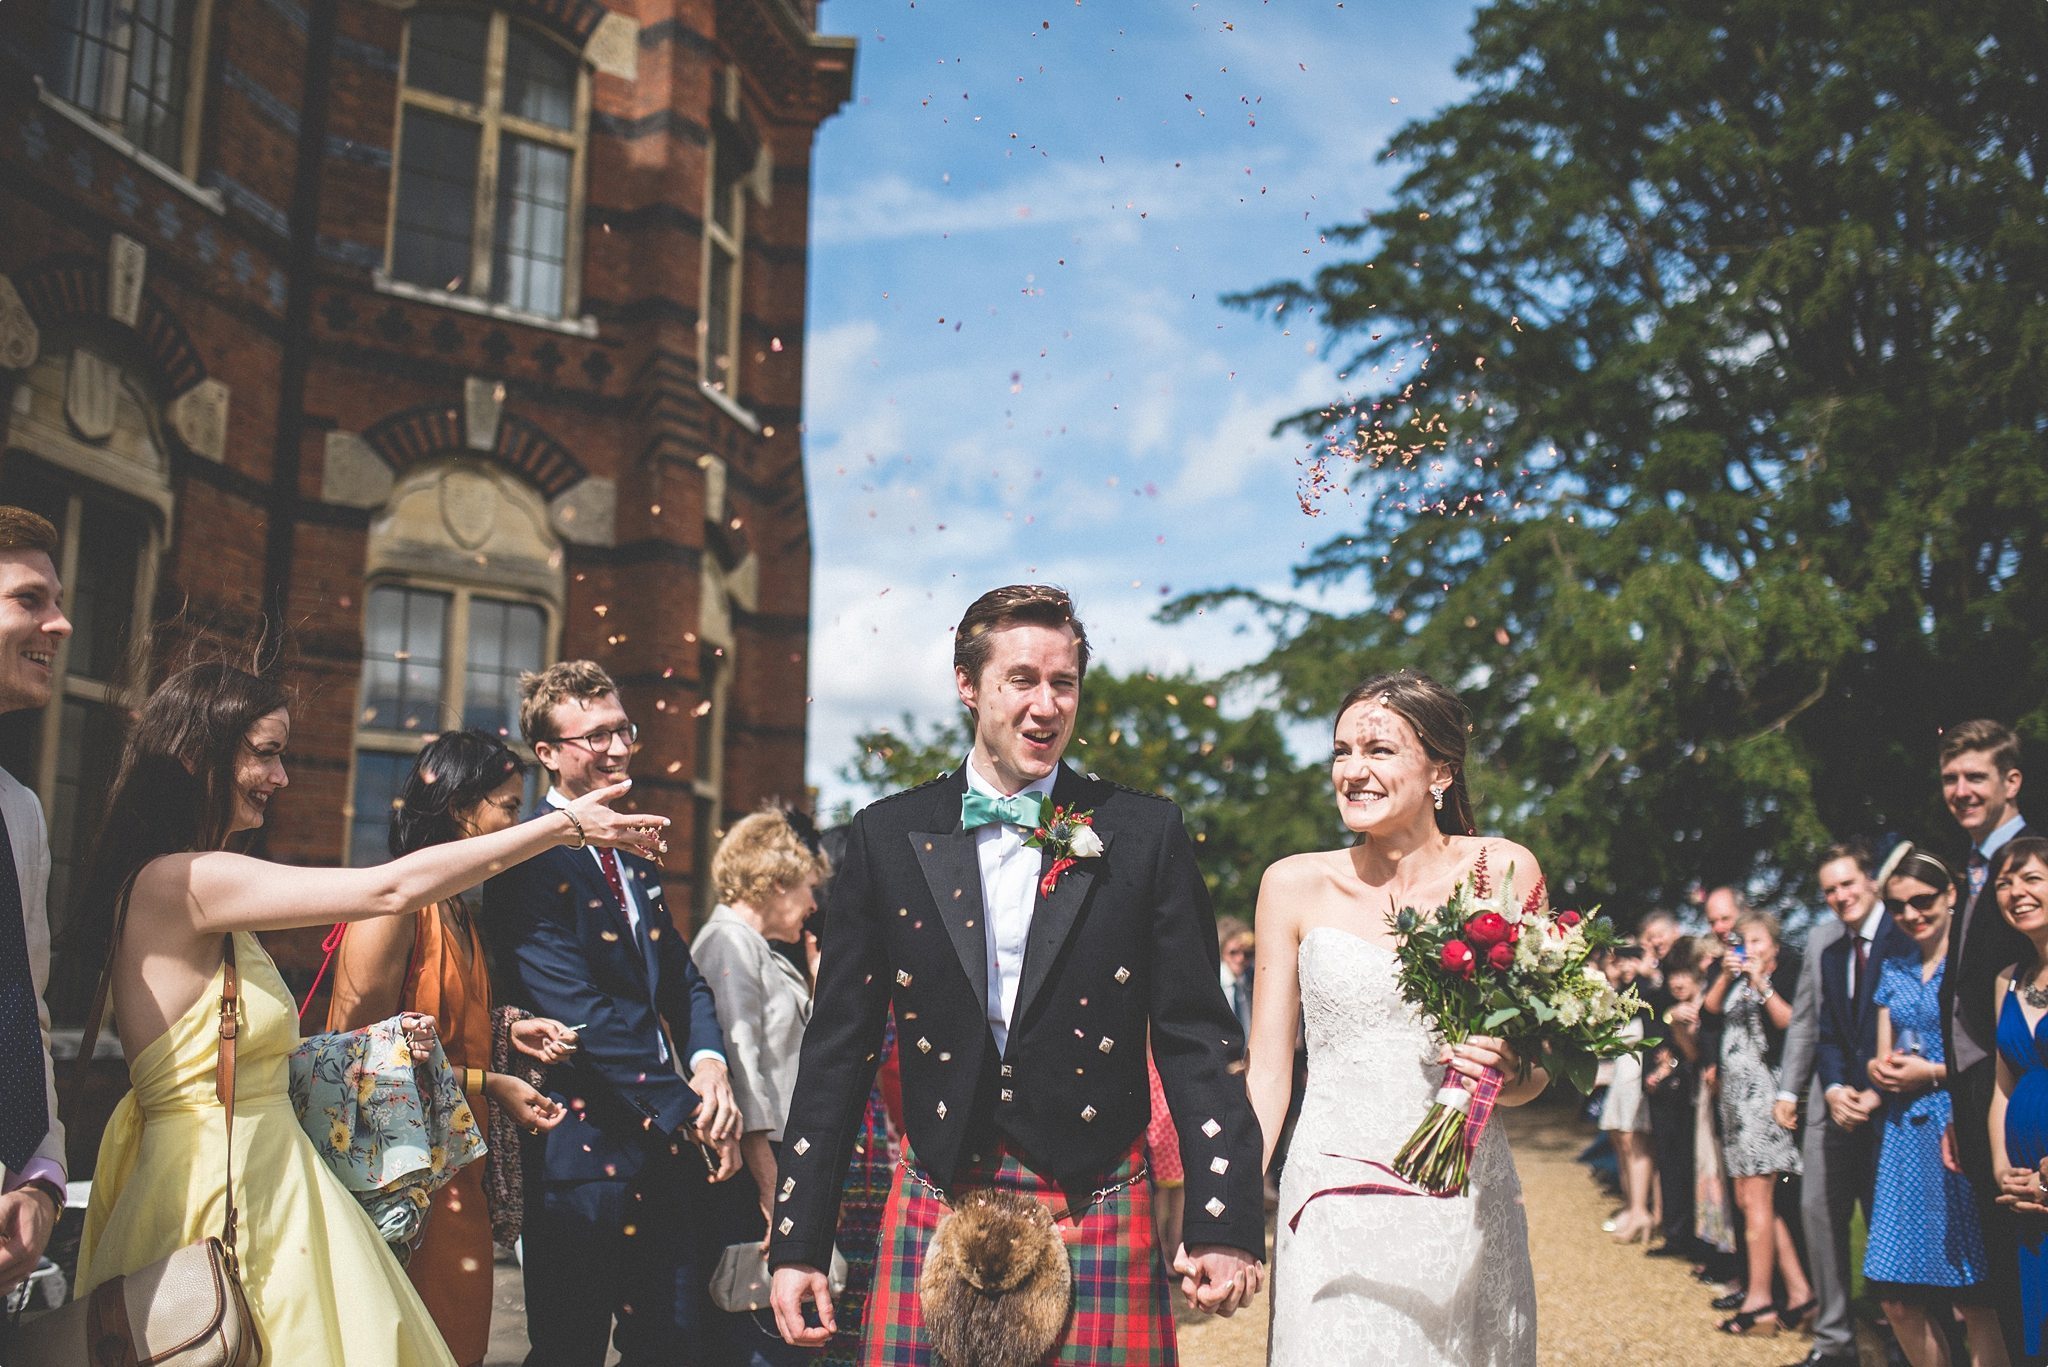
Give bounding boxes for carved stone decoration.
[169,379,231,462]
[0,277,39,371]
[108,234,147,326]
[586,13,639,80]
[439,466,500,550]
[463,375,503,452]
[549,476,617,547]
[65,349,121,441]
[322,431,396,508]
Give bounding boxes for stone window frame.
[39,0,216,180]
[382,4,592,322]
[701,66,751,410]
[346,572,560,866]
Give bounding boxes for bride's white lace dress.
[1270,927,1537,1365]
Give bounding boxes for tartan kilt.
[859,1140,1177,1367]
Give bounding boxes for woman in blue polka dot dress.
[1862,844,2002,1366]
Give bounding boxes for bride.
[1248,669,1545,1366]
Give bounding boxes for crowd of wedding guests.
[1586,719,2045,1367]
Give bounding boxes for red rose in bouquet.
[1556,909,1582,928]
[1487,941,1515,971]
[1465,912,1510,947]
[1440,940,1476,978]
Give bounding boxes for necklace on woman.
[2022,972,2048,1010]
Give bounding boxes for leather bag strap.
[215,937,241,1268]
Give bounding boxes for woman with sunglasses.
[1990,834,2048,1360]
[1863,843,2002,1365]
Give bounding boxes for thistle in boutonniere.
[1027,805,1103,897]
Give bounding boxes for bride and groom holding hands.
[768,583,1548,1366]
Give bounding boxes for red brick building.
[0,0,853,1017]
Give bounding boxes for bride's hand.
[1442,1034,1521,1083]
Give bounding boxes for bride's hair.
[1335,669,1476,836]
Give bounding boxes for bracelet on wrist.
[560,808,588,850]
[465,1067,487,1096]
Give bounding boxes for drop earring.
[1430,785,1445,810]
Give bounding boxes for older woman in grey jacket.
[692,807,829,1362]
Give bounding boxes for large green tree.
[1191,0,2048,910]
[837,669,1329,919]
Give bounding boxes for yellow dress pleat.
[80,931,457,1366]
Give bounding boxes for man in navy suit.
[1937,719,2031,1358]
[1774,841,1906,1367]
[485,660,741,1367]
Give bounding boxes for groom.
[770,585,1265,1362]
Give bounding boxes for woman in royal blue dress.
[1863,843,2003,1367]
[1990,834,2048,1361]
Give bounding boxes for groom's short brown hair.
[953,585,1090,687]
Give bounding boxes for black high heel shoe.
[1778,1298,1818,1332]
[1717,1306,1781,1336]
[1710,1290,1746,1311]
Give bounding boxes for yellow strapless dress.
[80,932,457,1366]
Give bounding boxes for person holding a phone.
[1700,909,1812,1334]
[1864,843,2002,1366]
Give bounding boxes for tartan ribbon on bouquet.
[1286,1064,1504,1231]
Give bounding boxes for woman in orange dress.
[328,731,577,1367]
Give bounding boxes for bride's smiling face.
[1330,699,1451,837]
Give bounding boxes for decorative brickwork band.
[359,402,588,500]
[13,255,208,397]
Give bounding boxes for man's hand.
[708,1132,742,1182]
[1772,1098,1800,1131]
[0,1186,58,1293]
[1941,1122,1963,1174]
[1824,1087,1871,1131]
[770,1264,837,1346]
[1172,1243,1264,1317]
[688,1057,742,1142]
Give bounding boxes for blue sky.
[802,1,1482,810]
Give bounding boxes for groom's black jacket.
[770,764,1266,1268]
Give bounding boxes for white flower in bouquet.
[1069,825,1105,858]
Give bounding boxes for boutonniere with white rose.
[1028,805,1103,897]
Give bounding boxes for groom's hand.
[1173,1243,1264,1316]
[770,1264,837,1346]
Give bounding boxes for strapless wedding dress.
[1270,927,1536,1365]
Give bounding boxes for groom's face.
[957,622,1082,794]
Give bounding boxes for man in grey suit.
[0,508,72,1308]
[1773,842,1895,1367]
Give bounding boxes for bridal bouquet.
[1386,851,1650,1196]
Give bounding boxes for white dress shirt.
[542,787,721,1072]
[0,768,65,1197]
[964,759,1057,1055]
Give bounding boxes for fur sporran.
[917,1189,1072,1367]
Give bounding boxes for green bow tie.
[961,788,1050,832]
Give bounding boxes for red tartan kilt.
[859,1140,1178,1367]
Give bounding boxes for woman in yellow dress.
[71,663,667,1365]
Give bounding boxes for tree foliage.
[1192,0,2048,911]
[837,669,1330,919]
